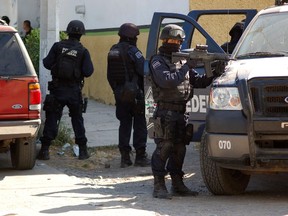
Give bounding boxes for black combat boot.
[134,148,151,167]
[37,145,50,160]
[170,174,198,196]
[120,150,132,168]
[153,175,172,199]
[79,145,90,160]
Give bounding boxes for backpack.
[52,43,85,81]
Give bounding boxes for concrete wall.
[17,0,40,36]
[0,0,18,27]
[58,0,189,30]
[82,0,275,105]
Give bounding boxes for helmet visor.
[169,29,185,40]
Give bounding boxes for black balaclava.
[159,42,181,57]
[120,36,137,46]
[68,33,82,41]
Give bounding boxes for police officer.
[149,24,215,199]
[107,23,150,168]
[221,21,244,54]
[37,20,94,160]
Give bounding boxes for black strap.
[118,44,138,84]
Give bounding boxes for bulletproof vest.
[150,55,192,103]
[107,43,135,88]
[52,40,85,81]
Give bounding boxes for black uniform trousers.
[115,98,147,152]
[40,84,87,147]
[151,108,186,177]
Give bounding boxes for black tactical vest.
[51,40,85,81]
[150,55,193,103]
[107,43,135,89]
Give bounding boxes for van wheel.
[200,130,250,195]
[10,138,36,170]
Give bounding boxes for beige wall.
[81,33,149,105]
[82,0,275,105]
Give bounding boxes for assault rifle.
[171,44,230,77]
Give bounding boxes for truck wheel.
[200,130,250,195]
[10,138,36,170]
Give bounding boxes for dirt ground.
[43,144,121,174]
[41,143,288,216]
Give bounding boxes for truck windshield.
[235,12,288,58]
[0,33,28,75]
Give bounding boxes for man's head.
[229,21,244,41]
[66,20,85,40]
[160,24,185,45]
[1,16,10,25]
[118,23,139,45]
[23,20,32,33]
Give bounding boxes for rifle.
[171,44,230,77]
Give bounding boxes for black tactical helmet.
[118,23,140,38]
[66,20,85,35]
[160,24,185,41]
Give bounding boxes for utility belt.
[157,102,186,113]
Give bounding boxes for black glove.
[185,59,198,69]
[212,60,226,77]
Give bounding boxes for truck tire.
[200,130,250,195]
[10,138,36,170]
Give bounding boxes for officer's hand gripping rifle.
[172,44,230,77]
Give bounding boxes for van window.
[0,33,28,75]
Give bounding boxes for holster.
[82,97,88,113]
[152,116,173,140]
[43,94,59,112]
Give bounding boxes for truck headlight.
[210,87,242,110]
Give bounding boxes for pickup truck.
[0,21,41,170]
[144,9,257,141]
[201,2,288,195]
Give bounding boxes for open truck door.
[144,9,257,141]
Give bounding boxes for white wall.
[0,0,18,27]
[2,0,189,31]
[17,0,40,36]
[59,0,189,30]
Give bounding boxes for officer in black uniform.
[37,20,94,160]
[221,21,244,54]
[107,23,150,168]
[149,24,215,199]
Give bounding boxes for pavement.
[61,99,153,148]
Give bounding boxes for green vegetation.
[24,29,68,76]
[51,122,74,146]
[24,29,40,75]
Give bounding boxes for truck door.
[145,9,257,141]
